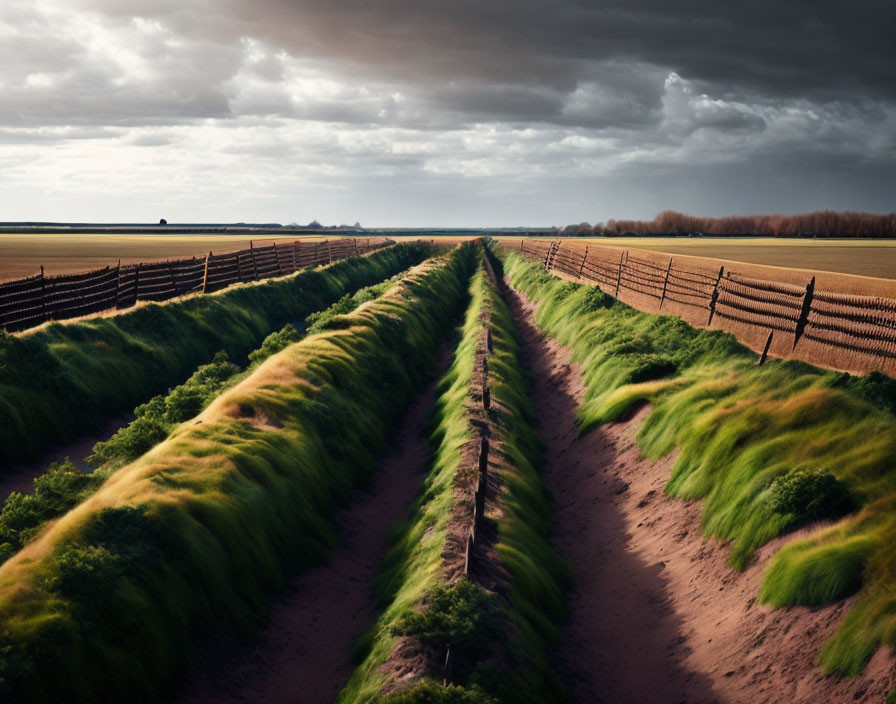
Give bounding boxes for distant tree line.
[559,210,896,237]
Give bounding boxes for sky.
[0,1,893,227]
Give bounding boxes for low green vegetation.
[0,242,434,467]
[339,253,567,703]
[0,275,424,567]
[497,241,896,675]
[0,246,475,703]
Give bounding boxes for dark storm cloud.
[217,0,896,102]
[0,0,893,224]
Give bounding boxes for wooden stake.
[659,257,673,308]
[201,252,211,293]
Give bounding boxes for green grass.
[339,251,568,703]
[497,242,896,676]
[0,242,434,467]
[0,245,476,703]
[0,263,434,568]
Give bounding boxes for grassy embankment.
[0,245,476,702]
[338,250,568,703]
[499,242,896,675]
[0,242,434,468]
[0,271,412,563]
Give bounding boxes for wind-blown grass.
[498,242,896,676]
[338,251,568,703]
[0,245,475,703]
[0,242,433,468]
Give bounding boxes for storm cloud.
[0,0,892,224]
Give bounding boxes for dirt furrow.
[502,279,719,703]
[175,345,454,704]
[502,276,896,704]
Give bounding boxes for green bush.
[394,581,503,652]
[247,324,303,367]
[767,469,854,527]
[0,461,102,558]
[383,680,499,704]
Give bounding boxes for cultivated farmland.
[0,238,895,704]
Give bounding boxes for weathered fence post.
[326,239,333,263]
[578,246,589,278]
[167,260,178,296]
[543,241,553,269]
[478,436,489,477]
[273,241,283,275]
[201,252,211,293]
[707,266,725,326]
[659,257,673,309]
[133,263,141,302]
[486,328,493,353]
[794,276,815,349]
[519,239,524,252]
[114,260,122,308]
[39,266,48,322]
[759,330,774,365]
[464,527,475,575]
[249,241,259,280]
[614,250,627,297]
[483,385,491,412]
[237,250,244,282]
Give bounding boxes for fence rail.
[513,239,896,377]
[0,237,392,332]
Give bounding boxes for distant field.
[0,234,324,280]
[551,237,896,280]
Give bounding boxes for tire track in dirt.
[175,344,455,704]
[502,279,720,704]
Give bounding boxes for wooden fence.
[514,239,896,377]
[0,238,391,333]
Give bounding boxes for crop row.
[0,244,477,702]
[0,242,433,468]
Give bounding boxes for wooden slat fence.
[513,238,896,377]
[0,238,392,332]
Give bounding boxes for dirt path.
[0,415,131,500]
[503,281,719,704]
[175,345,454,704]
[502,278,896,704]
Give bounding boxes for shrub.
[767,469,854,527]
[383,680,498,704]
[393,581,503,652]
[0,461,101,555]
[247,325,303,366]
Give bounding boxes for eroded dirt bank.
[502,278,896,704]
[175,346,454,704]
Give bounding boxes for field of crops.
[1,238,895,703]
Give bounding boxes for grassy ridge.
[0,245,475,703]
[498,244,896,675]
[0,242,433,467]
[338,252,567,703]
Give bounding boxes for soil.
[502,277,896,704]
[175,345,454,704]
[0,414,131,500]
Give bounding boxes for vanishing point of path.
[176,346,454,704]
[502,279,720,704]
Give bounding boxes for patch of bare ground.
[174,345,455,704]
[0,414,131,500]
[502,277,896,704]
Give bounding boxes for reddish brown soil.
[502,279,896,704]
[175,346,454,704]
